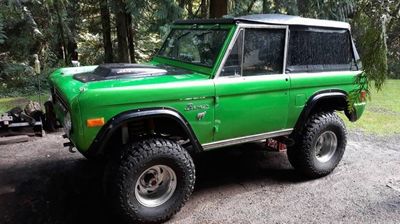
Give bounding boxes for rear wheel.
[287,112,347,178]
[104,138,195,223]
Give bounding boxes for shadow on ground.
[0,142,303,224]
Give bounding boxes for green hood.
[49,66,96,105]
[49,64,209,107]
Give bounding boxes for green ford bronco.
[47,14,366,223]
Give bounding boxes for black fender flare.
[294,89,355,132]
[84,107,202,158]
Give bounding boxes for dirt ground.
[0,131,399,224]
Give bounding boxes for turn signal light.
[87,118,105,127]
[360,90,367,102]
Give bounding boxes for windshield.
[158,29,229,67]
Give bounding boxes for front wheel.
[287,112,347,178]
[104,138,195,223]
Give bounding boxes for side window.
[243,29,285,76]
[220,28,285,77]
[287,28,355,73]
[220,30,243,77]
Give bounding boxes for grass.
[0,80,399,136]
[340,79,400,136]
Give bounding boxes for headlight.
[63,112,72,137]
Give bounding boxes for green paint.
[48,23,366,153]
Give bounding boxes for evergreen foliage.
[0,16,5,44]
[0,0,399,97]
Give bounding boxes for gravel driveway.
[0,131,399,224]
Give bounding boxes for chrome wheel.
[314,131,337,163]
[134,165,177,208]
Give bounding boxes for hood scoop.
[73,64,184,83]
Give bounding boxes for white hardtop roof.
[236,14,350,30]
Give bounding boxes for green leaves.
[353,1,392,91]
[126,0,182,31]
[355,16,387,91]
[123,0,183,62]
[347,71,369,112]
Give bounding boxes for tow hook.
[63,142,76,153]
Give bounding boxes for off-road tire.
[287,112,347,178]
[104,138,195,224]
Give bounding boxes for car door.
[213,25,290,142]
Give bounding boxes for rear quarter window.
[287,27,357,73]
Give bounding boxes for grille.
[52,87,69,112]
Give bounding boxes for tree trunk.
[200,0,208,18]
[115,0,130,63]
[100,0,113,63]
[273,0,279,12]
[209,0,227,18]
[179,0,185,8]
[247,0,257,13]
[187,1,194,18]
[126,14,136,63]
[67,0,79,61]
[263,0,271,13]
[54,0,68,64]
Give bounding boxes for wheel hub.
[314,131,337,163]
[135,165,177,207]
